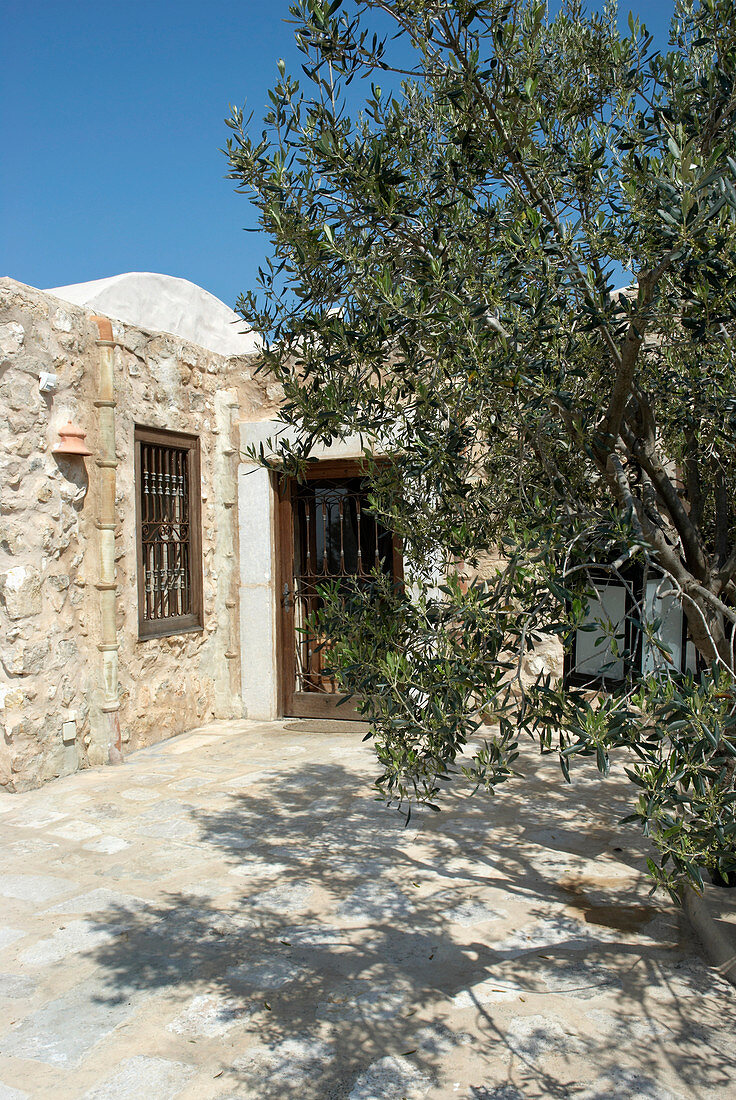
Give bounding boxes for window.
[569,573,629,686]
[134,426,203,638]
[564,565,696,689]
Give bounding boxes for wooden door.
[278,460,402,719]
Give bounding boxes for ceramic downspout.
[92,316,123,763]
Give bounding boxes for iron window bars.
[292,476,395,694]
[135,426,203,639]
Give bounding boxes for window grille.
[135,427,203,638]
[292,475,396,695]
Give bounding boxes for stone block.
[506,1013,587,1058]
[4,380,36,413]
[0,1081,30,1099]
[226,957,304,990]
[0,567,42,621]
[0,928,26,951]
[82,836,130,855]
[51,309,73,332]
[18,918,123,967]
[167,993,253,1038]
[1,805,64,827]
[38,739,81,783]
[348,1056,432,1100]
[232,1036,334,1097]
[0,977,138,1066]
[0,646,25,676]
[0,322,24,357]
[136,818,197,840]
[0,874,73,903]
[0,972,36,999]
[239,585,277,720]
[82,1057,196,1100]
[440,898,506,927]
[317,985,408,1023]
[238,466,273,584]
[336,881,414,922]
[46,888,144,916]
[5,641,50,677]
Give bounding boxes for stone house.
[0,271,685,792]
[0,273,273,791]
[0,272,404,791]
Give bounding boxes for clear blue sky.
[2,1,677,310]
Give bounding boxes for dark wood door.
[278,460,402,720]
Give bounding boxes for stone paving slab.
[0,717,733,1098]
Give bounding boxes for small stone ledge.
[683,883,736,987]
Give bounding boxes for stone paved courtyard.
[0,718,733,1099]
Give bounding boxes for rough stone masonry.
[0,277,279,791]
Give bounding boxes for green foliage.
[227,0,736,893]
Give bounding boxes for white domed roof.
[47,272,260,356]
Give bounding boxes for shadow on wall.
[51,454,89,507]
[74,759,732,1099]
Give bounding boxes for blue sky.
[2,1,677,310]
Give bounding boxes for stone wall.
[466,551,565,693]
[0,277,276,791]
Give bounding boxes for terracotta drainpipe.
[92,316,123,764]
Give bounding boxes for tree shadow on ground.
[82,751,734,1099]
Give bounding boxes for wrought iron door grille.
[140,442,191,621]
[293,477,394,694]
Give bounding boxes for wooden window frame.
[134,425,204,640]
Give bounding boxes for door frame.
[276,457,402,720]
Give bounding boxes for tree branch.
[433,11,625,373]
[715,546,736,596]
[619,420,708,580]
[686,581,736,628]
[715,467,730,567]
[683,425,704,528]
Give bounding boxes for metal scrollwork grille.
[140,442,191,621]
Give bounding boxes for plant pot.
[709,866,736,888]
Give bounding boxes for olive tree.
[226,0,736,892]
